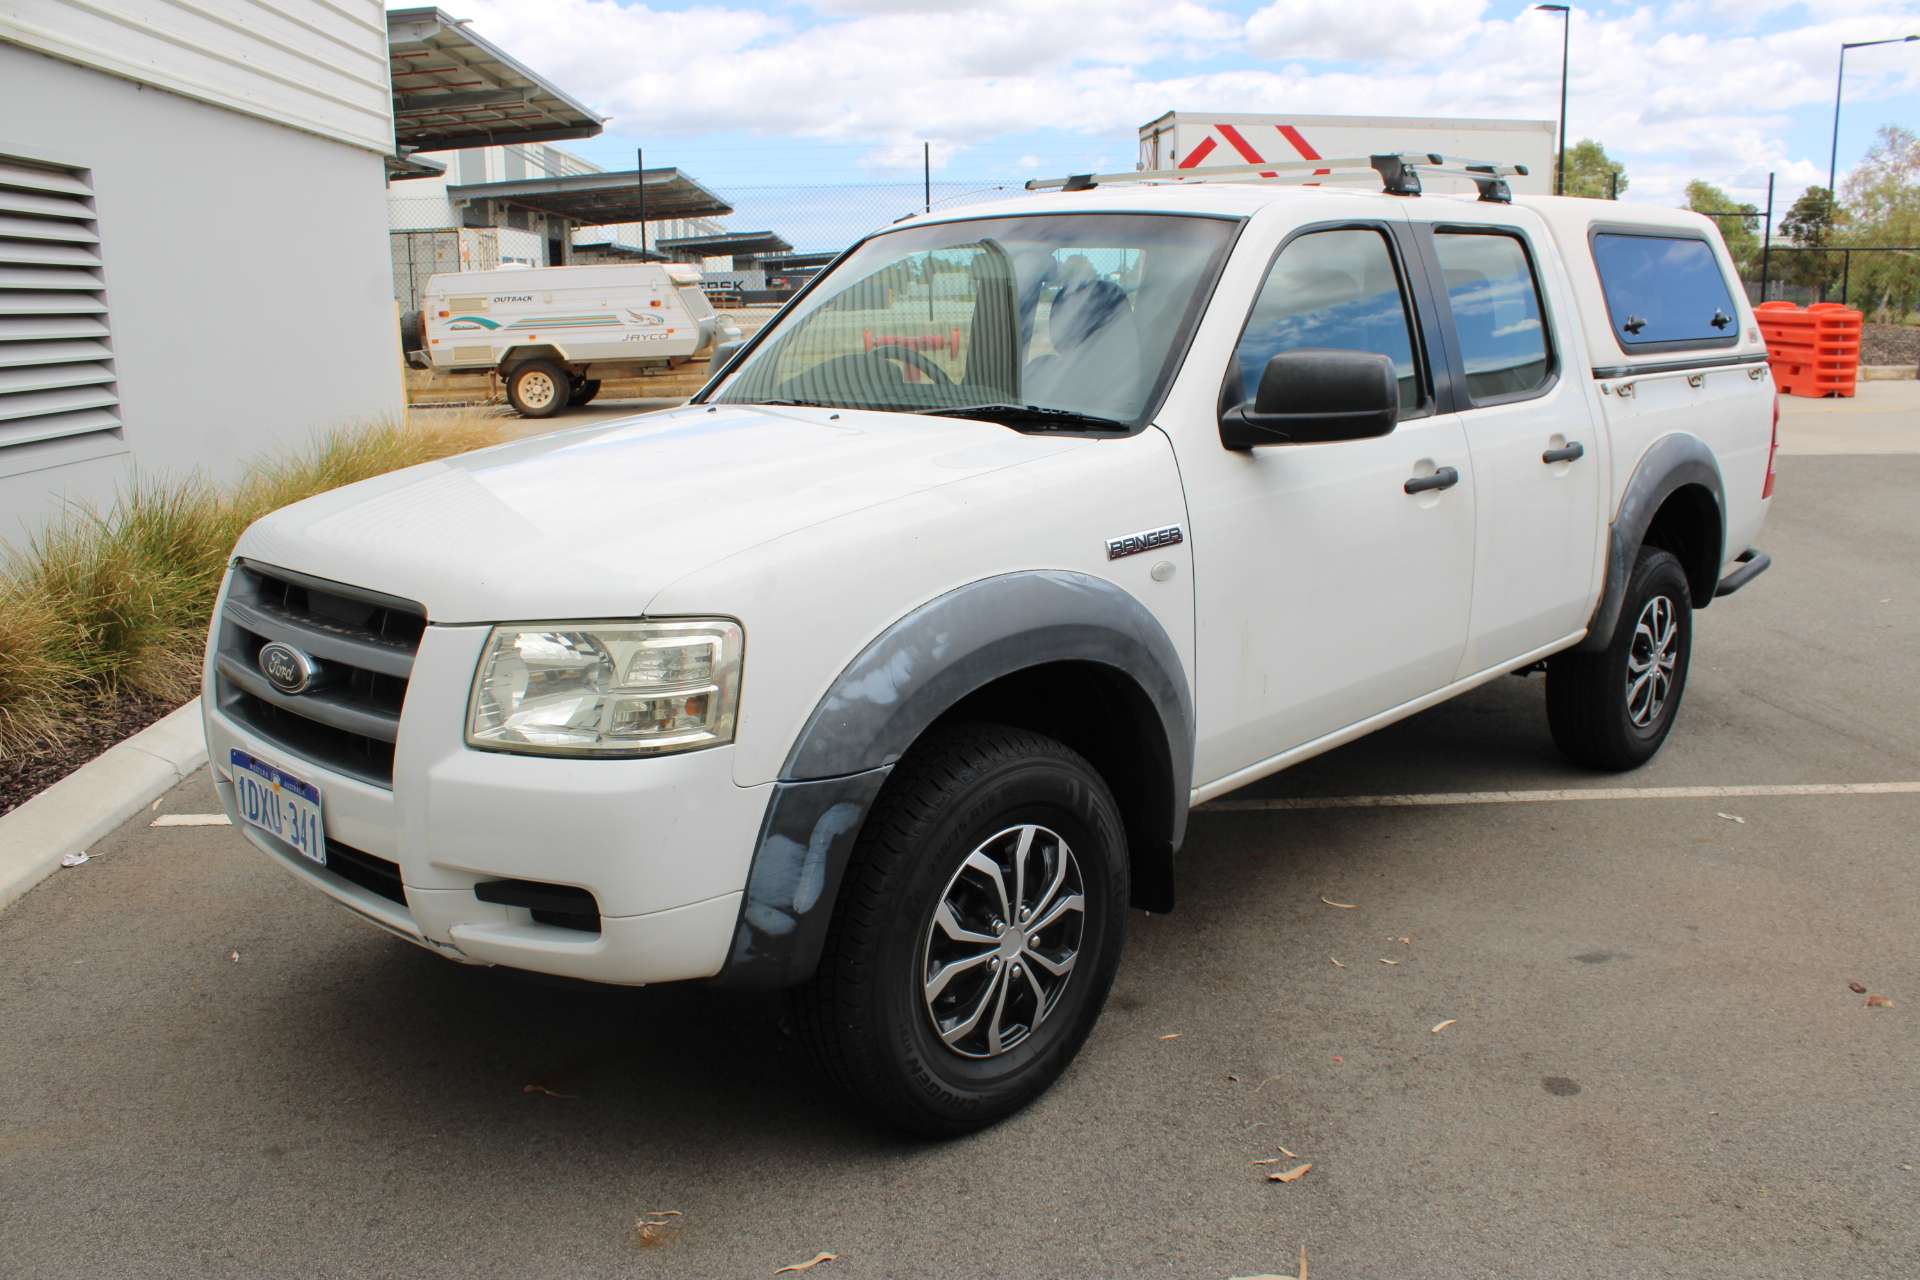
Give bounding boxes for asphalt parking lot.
[4,392,1918,1279]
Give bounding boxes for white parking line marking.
[150,814,231,826]
[1202,781,1920,812]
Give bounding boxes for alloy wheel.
[1625,594,1679,728]
[920,824,1085,1060]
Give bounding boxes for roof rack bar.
[1025,151,1533,203]
[1025,155,1380,191]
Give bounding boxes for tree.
[1685,180,1761,275]
[1839,125,1920,318]
[1778,185,1842,299]
[1561,139,1627,199]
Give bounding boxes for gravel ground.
[0,693,182,816]
[1862,323,1920,368]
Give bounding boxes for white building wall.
[0,0,393,153]
[0,43,404,541]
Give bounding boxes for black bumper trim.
[1715,548,1771,598]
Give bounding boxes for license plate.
[231,749,326,866]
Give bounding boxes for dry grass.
[0,412,509,760]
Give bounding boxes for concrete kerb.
[0,699,207,912]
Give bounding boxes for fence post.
[1759,172,1774,303]
[636,147,647,256]
[924,142,931,214]
[1840,249,1850,307]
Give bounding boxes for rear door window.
[1433,231,1552,402]
[1590,232,1738,350]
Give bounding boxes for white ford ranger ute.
[204,156,1775,1134]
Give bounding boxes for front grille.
[323,840,408,907]
[214,560,426,787]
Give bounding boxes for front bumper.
[206,621,774,985]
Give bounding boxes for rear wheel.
[793,724,1128,1136]
[506,360,567,418]
[1546,546,1693,770]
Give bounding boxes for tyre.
[1546,546,1693,770]
[567,378,601,407]
[505,360,567,418]
[793,724,1129,1136]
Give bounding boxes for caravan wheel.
[507,361,567,418]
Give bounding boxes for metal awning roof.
[387,7,604,151]
[756,250,839,271]
[655,230,794,258]
[569,239,669,262]
[386,152,448,181]
[448,168,733,223]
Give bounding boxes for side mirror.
[1219,349,1400,450]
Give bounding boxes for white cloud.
[433,0,1920,206]
[1245,0,1490,62]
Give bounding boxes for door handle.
[1403,466,1459,495]
[1542,442,1585,464]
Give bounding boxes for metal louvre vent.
[0,155,119,449]
[214,561,427,788]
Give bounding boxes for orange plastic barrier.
[1755,300,1862,398]
[862,327,964,382]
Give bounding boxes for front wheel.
[792,724,1128,1136]
[1546,546,1693,770]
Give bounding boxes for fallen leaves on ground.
[1431,1019,1458,1034]
[1867,994,1895,1009]
[773,1252,837,1274]
[60,851,90,867]
[1319,896,1357,909]
[1716,812,1746,824]
[1849,981,1868,994]
[1328,956,1345,968]
[1159,1033,1182,1041]
[1228,1244,1308,1280]
[1267,1163,1313,1183]
[523,1083,578,1099]
[1279,1144,1299,1158]
[229,949,239,963]
[633,1210,683,1248]
[1252,1157,1284,1166]
[1378,958,1399,966]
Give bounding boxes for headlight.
[466,619,743,757]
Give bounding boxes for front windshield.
[711,213,1237,427]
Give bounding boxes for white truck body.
[206,169,1774,1131]
[1139,112,1557,195]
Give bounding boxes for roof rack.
[1024,152,1531,204]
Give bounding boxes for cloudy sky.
[439,0,1919,212]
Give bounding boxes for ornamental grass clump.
[0,413,510,760]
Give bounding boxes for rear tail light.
[1762,393,1779,499]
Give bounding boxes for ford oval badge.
[258,642,318,695]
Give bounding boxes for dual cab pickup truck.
[205,158,1774,1134]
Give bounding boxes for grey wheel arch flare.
[1579,433,1726,653]
[716,570,1195,990]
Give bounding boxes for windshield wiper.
[755,398,837,409]
[920,403,1130,432]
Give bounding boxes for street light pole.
[1828,35,1918,212]
[1535,5,1571,196]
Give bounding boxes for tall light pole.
[1829,35,1918,213]
[1535,5,1570,195]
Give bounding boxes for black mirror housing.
[1219,349,1400,450]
